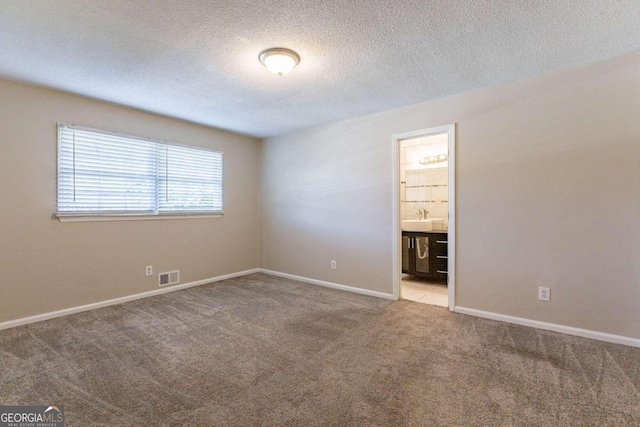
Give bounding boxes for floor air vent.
[158,270,180,287]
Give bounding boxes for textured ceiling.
[0,1,638,137]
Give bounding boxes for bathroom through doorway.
[392,125,455,309]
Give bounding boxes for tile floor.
[401,274,448,307]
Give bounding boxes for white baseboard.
[0,268,261,331]
[454,306,640,348]
[7,269,634,349]
[259,269,396,300]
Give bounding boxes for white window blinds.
[57,124,223,217]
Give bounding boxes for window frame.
[56,123,224,222]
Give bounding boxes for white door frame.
[391,124,456,311]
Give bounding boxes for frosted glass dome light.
[259,48,300,76]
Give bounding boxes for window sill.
[56,214,223,223]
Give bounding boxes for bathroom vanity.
[402,231,448,282]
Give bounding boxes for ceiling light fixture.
[419,153,448,165]
[259,48,300,76]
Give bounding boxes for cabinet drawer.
[434,271,448,281]
[431,234,448,244]
[432,257,448,271]
[431,242,448,256]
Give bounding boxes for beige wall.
[2,52,638,338]
[0,79,261,323]
[261,52,640,338]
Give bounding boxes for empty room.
[0,1,639,426]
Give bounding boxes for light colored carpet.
[1,273,639,426]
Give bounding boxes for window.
[57,124,223,218]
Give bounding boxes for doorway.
[392,124,455,310]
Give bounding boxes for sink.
[402,218,444,232]
[402,219,433,232]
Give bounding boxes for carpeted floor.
[1,273,639,426]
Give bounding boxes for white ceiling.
[0,1,638,138]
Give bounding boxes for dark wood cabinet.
[402,231,448,282]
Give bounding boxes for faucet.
[416,208,429,220]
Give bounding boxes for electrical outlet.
[538,287,550,302]
[331,260,337,270]
[145,265,153,276]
